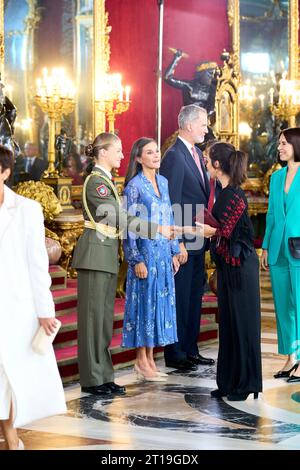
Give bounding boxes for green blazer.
[262,166,300,266]
[72,168,158,274]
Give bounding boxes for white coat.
[0,186,66,427]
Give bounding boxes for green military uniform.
[72,167,158,387]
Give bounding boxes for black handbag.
[288,237,300,259]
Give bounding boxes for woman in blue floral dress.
[122,138,180,380]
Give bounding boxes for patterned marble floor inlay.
[66,371,300,445]
[1,316,300,450]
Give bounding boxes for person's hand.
[261,249,269,270]
[195,222,217,238]
[134,262,148,279]
[157,225,180,239]
[182,224,216,238]
[172,255,180,274]
[181,226,196,235]
[38,317,59,336]
[177,242,188,265]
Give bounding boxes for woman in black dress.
[189,142,262,401]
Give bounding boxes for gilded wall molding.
[227,0,299,141]
[227,0,240,76]
[93,0,111,136]
[0,0,4,79]
[289,0,299,80]
[215,55,239,148]
[24,0,42,142]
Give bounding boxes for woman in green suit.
[262,127,300,382]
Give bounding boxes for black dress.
[211,186,262,395]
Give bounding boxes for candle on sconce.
[125,86,131,102]
[113,74,122,94]
[258,94,265,110]
[118,86,124,101]
[269,87,274,105]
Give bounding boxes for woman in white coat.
[0,146,66,450]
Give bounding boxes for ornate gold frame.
[93,0,111,136]
[0,1,3,79]
[227,0,240,76]
[228,0,299,83]
[214,1,240,147]
[289,0,299,80]
[215,55,239,148]
[226,0,299,144]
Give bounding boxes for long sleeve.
[26,201,55,318]
[122,184,146,267]
[160,150,184,243]
[262,175,275,250]
[86,175,158,239]
[170,216,180,256]
[215,190,246,239]
[165,181,180,256]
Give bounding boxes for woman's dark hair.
[124,137,156,187]
[279,127,300,162]
[0,145,14,183]
[209,142,248,187]
[84,132,120,175]
[64,152,83,173]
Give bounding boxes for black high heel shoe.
[287,373,300,383]
[273,363,298,379]
[210,389,226,398]
[227,392,259,401]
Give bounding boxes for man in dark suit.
[160,104,215,371]
[22,141,47,181]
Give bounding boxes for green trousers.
[270,242,300,360]
[77,269,118,387]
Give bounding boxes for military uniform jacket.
[72,167,158,274]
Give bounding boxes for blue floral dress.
[122,172,180,348]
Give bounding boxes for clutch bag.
[288,237,300,259]
[31,319,61,355]
[195,208,220,229]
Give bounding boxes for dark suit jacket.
[28,157,48,181]
[13,156,47,185]
[160,137,210,254]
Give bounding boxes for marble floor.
[1,304,300,451]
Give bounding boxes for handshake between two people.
[181,223,217,238]
[158,223,217,240]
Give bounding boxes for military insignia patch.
[96,184,109,197]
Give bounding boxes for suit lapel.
[178,140,208,194]
[200,151,210,195]
[0,186,17,242]
[278,167,286,217]
[286,166,300,212]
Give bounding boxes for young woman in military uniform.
[72,132,176,396]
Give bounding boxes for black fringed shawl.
[210,186,255,286]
